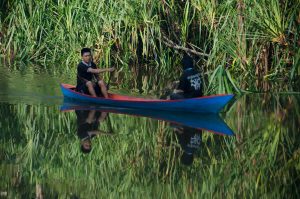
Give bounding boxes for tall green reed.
[0,0,299,93]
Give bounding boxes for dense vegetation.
[1,1,299,197]
[0,0,299,93]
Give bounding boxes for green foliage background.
[0,0,299,93]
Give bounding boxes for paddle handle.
[107,68,114,90]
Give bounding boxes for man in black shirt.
[171,54,203,99]
[76,48,115,98]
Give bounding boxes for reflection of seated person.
[173,125,202,166]
[75,110,111,154]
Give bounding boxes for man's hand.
[88,67,115,74]
[173,89,184,94]
[87,68,100,73]
[107,67,115,72]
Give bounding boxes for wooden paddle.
[107,69,113,90]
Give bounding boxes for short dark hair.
[80,145,92,154]
[81,48,91,56]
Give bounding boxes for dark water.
[0,68,299,198]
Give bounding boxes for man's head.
[80,138,92,154]
[81,48,92,63]
[182,53,194,70]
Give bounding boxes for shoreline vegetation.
[0,0,299,93]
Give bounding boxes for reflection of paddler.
[75,110,111,154]
[173,125,202,166]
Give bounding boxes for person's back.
[178,67,202,98]
[171,54,203,99]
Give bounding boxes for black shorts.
[76,83,103,97]
[170,93,185,100]
[170,92,202,100]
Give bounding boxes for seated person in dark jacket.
[76,48,115,98]
[171,54,203,100]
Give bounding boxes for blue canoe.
[60,83,234,113]
[61,100,234,136]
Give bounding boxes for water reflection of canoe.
[61,100,234,136]
[61,84,234,113]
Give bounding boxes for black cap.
[182,54,194,70]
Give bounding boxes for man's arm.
[87,130,113,136]
[87,67,115,74]
[173,74,186,93]
[173,89,184,94]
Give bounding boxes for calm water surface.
[0,68,299,198]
